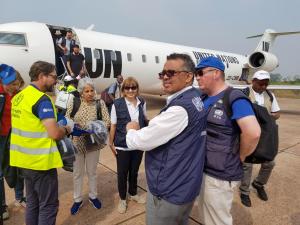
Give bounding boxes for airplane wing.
[232,84,300,90]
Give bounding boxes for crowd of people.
[0,53,280,225]
[52,30,86,79]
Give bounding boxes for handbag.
[57,137,77,172]
[100,90,113,106]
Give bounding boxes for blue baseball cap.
[0,64,17,85]
[195,56,225,72]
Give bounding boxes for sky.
[1,0,300,77]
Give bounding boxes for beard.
[45,83,55,92]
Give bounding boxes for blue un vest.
[114,97,146,148]
[145,88,207,205]
[204,88,250,181]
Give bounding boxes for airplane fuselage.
[0,22,249,94]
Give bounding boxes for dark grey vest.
[114,97,146,148]
[204,88,250,181]
[145,88,208,204]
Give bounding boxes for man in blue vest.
[195,56,261,225]
[125,53,208,225]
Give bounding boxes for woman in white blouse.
[109,77,148,214]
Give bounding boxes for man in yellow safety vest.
[10,61,73,225]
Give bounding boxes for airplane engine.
[248,51,278,71]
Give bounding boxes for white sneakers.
[117,194,146,214]
[118,200,127,214]
[128,194,146,204]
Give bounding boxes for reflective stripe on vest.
[67,85,76,92]
[10,144,59,155]
[11,127,48,138]
[10,85,63,170]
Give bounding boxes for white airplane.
[0,21,300,95]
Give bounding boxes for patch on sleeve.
[42,108,53,113]
[192,97,204,112]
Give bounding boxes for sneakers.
[128,194,146,204]
[14,197,27,208]
[118,200,127,214]
[2,205,9,220]
[240,194,252,207]
[252,181,268,201]
[89,198,102,209]
[70,201,83,215]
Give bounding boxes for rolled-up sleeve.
[126,106,188,151]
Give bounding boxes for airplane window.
[127,53,132,62]
[155,56,160,64]
[142,54,147,63]
[0,33,26,46]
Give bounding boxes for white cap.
[252,70,270,80]
[64,75,73,82]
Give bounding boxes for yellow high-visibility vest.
[67,84,77,93]
[10,85,63,170]
[58,84,77,93]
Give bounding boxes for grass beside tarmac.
[272,90,300,99]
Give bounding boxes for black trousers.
[22,168,59,225]
[116,150,143,200]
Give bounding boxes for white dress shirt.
[251,87,280,112]
[126,86,193,151]
[111,97,147,150]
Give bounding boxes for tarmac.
[3,96,300,225]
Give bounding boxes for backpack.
[223,87,278,164]
[70,97,102,120]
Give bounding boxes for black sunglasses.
[158,70,190,79]
[124,86,137,91]
[195,69,216,77]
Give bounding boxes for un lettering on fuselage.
[84,48,122,79]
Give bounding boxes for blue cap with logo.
[195,56,225,72]
[0,64,16,85]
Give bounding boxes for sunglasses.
[195,69,216,77]
[124,86,137,91]
[158,70,189,79]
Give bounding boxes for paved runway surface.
[3,96,300,225]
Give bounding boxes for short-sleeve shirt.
[67,53,85,75]
[204,90,255,120]
[251,88,280,112]
[30,85,55,120]
[108,82,121,99]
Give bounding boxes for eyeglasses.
[195,69,216,78]
[124,86,137,91]
[47,73,57,80]
[158,70,190,79]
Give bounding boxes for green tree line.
[270,73,300,85]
